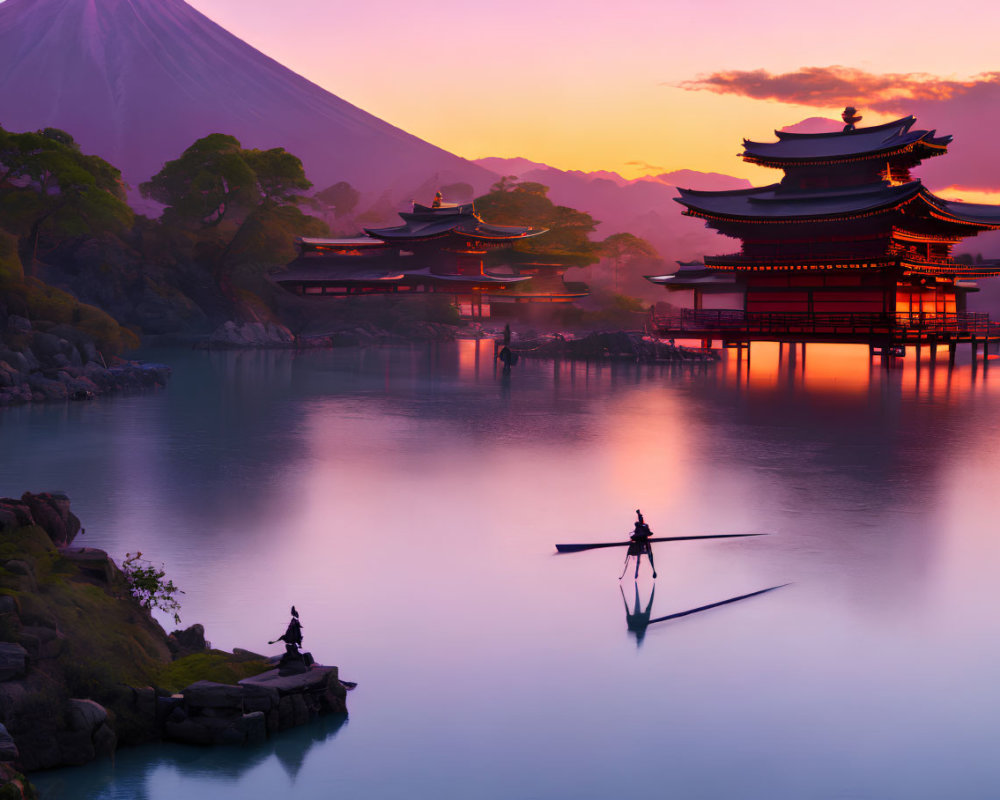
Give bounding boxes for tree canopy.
[140,134,311,227]
[0,125,133,262]
[314,181,360,218]
[474,180,601,267]
[600,232,658,291]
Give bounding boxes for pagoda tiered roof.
[676,181,1000,229]
[364,202,547,243]
[742,116,951,167]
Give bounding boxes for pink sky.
[180,0,1000,181]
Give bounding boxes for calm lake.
[7,341,1000,799]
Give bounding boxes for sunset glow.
[179,0,1000,181]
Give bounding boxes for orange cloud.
[679,66,997,109]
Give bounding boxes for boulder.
[205,321,296,349]
[18,626,63,660]
[0,645,25,683]
[243,711,266,745]
[25,374,67,401]
[0,723,18,761]
[241,683,278,714]
[0,503,32,528]
[53,729,95,766]
[60,548,113,583]
[0,682,28,721]
[0,510,17,532]
[168,623,208,657]
[20,492,81,547]
[6,316,29,334]
[164,718,213,746]
[181,681,244,714]
[13,732,61,771]
[68,699,108,733]
[1,562,30,579]
[92,722,117,758]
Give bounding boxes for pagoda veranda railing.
[650,309,1000,340]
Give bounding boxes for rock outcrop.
[0,311,171,406]
[162,669,346,747]
[202,321,296,349]
[0,493,350,794]
[0,493,80,547]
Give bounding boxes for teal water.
[6,342,1000,799]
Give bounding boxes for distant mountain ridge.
[0,0,493,194]
[471,157,752,279]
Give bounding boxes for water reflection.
[621,581,788,647]
[7,342,1000,799]
[33,714,347,800]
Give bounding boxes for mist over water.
[9,341,1000,799]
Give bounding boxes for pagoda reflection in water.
[650,110,1000,363]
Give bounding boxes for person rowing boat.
[624,509,657,579]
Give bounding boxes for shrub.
[120,552,183,625]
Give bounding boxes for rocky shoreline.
[0,493,349,798]
[0,313,170,406]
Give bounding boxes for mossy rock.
[156,650,271,693]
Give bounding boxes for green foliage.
[0,770,39,800]
[601,232,657,262]
[141,134,312,229]
[0,276,140,354]
[121,552,183,625]
[225,202,328,276]
[314,181,360,217]
[0,124,133,258]
[600,232,658,291]
[474,180,602,267]
[140,134,257,227]
[0,230,24,286]
[156,651,270,693]
[244,147,311,203]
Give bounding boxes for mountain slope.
[0,0,493,193]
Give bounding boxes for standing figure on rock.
[270,606,309,673]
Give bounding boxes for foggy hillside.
[473,157,752,266]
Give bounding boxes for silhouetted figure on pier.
[622,509,657,579]
[270,605,310,675]
[497,323,518,374]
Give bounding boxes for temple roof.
[271,262,530,287]
[675,181,1000,228]
[365,203,547,242]
[645,263,741,291]
[742,116,951,166]
[299,236,386,248]
[676,181,922,220]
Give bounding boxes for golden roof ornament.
[842,106,862,132]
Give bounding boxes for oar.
[555,533,767,553]
[647,583,789,625]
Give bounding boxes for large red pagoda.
[650,112,1000,360]
[274,201,587,318]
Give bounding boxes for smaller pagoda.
[274,200,586,318]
